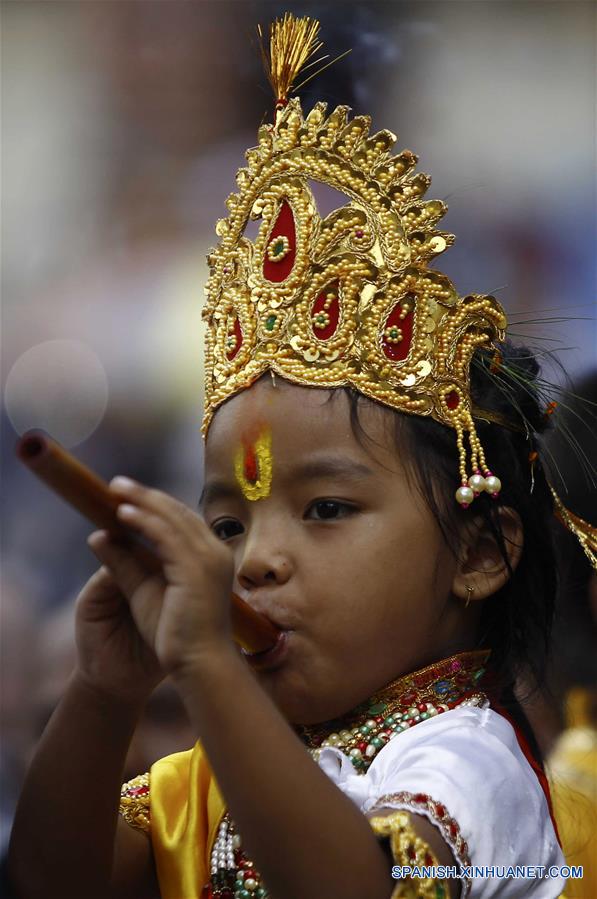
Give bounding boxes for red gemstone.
[310,281,340,341]
[449,822,458,837]
[243,870,255,880]
[435,804,446,818]
[263,200,296,283]
[414,793,428,804]
[425,853,434,866]
[407,845,416,860]
[374,716,383,724]
[226,317,243,361]
[451,660,462,672]
[381,301,413,361]
[402,691,417,704]
[357,741,368,753]
[417,703,427,712]
[445,390,460,410]
[220,891,234,899]
[200,884,213,899]
[128,786,149,796]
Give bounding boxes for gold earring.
[465,584,475,608]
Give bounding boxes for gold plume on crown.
[201,17,507,507]
[258,13,323,104]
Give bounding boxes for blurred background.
[1,0,595,878]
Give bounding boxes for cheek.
[344,519,440,584]
[323,520,449,629]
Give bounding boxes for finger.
[88,528,160,571]
[87,530,161,601]
[79,563,119,599]
[84,539,164,653]
[76,563,128,622]
[115,504,199,564]
[110,476,206,537]
[90,564,117,589]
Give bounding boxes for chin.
[253,665,331,725]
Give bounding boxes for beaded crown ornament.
[200,13,595,532]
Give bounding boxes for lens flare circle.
[5,339,108,447]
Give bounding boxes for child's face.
[203,375,466,725]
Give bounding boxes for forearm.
[174,649,394,899]
[8,670,144,898]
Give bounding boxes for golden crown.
[201,16,508,508]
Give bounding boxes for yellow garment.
[145,742,447,899]
[149,740,225,899]
[547,689,597,899]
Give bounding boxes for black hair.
[324,341,558,763]
[544,371,597,702]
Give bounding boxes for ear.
[452,507,524,602]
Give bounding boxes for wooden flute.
[15,431,280,655]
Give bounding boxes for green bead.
[265,314,277,331]
[372,737,384,748]
[256,890,266,898]
[384,716,395,726]
[368,702,387,715]
[239,891,251,899]
[420,712,429,719]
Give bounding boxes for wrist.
[168,642,242,692]
[71,668,150,714]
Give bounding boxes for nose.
[235,524,292,591]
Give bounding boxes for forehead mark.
[234,420,273,502]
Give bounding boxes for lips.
[241,630,290,671]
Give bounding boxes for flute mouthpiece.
[17,431,49,461]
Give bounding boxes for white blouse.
[316,703,567,898]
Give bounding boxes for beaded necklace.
[201,648,491,899]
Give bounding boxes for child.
[9,14,594,899]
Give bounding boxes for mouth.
[241,631,290,672]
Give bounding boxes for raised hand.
[74,556,165,704]
[87,476,236,678]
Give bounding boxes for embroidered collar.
[295,648,491,754]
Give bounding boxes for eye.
[211,519,244,541]
[305,500,357,521]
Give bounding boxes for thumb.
[87,531,162,600]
